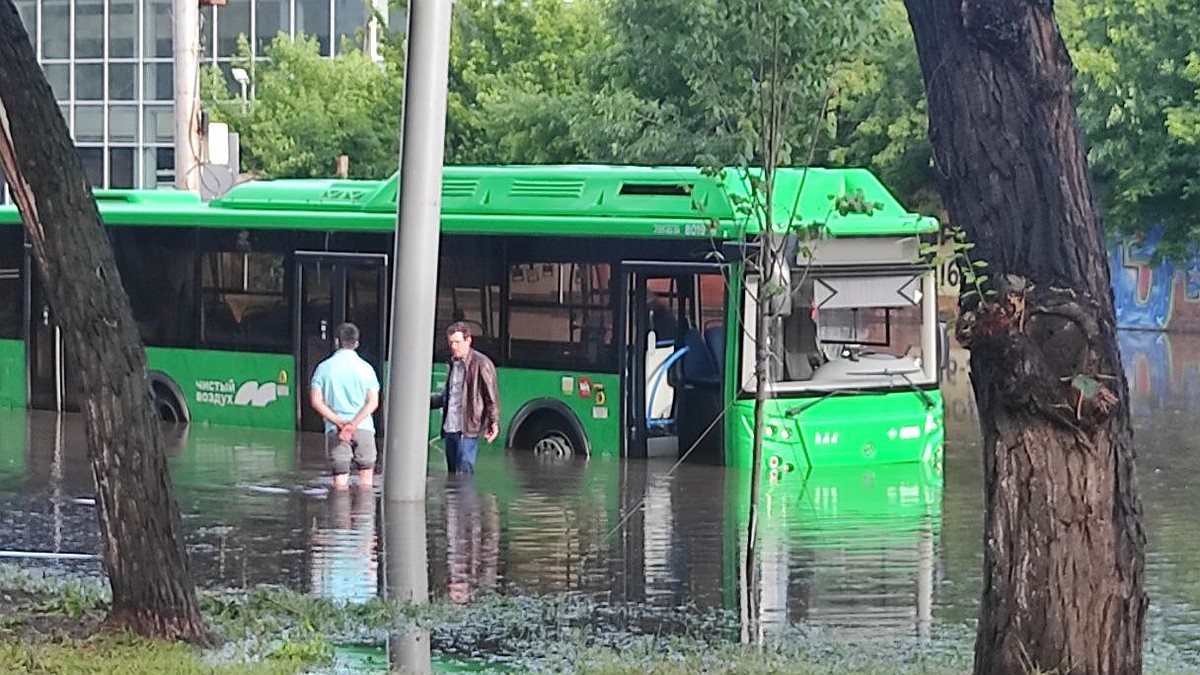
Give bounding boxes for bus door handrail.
[646,345,690,427]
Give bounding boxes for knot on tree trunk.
[956,276,1118,431]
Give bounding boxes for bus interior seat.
[679,328,720,387]
[782,307,824,381]
[704,325,725,375]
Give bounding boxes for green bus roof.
[0,165,937,238]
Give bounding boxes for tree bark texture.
[0,1,209,642]
[902,1,1146,673]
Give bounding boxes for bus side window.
[0,226,21,340]
[507,261,613,370]
[434,237,502,361]
[198,230,289,352]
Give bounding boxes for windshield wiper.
[844,367,935,410]
[784,389,863,417]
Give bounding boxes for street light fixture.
[230,67,250,113]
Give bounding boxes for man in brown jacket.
[430,321,500,474]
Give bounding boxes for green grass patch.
[0,632,299,674]
[0,565,1197,674]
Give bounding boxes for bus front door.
[622,263,726,463]
[27,253,82,413]
[294,252,388,434]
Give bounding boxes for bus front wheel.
[520,418,584,459]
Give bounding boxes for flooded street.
[1,335,1199,663]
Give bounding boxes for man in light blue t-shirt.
[310,322,380,490]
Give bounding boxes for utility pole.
[172,0,200,192]
[384,0,452,502]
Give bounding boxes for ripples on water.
[0,337,1198,661]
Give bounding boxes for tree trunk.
[0,1,210,643]
[901,1,1146,673]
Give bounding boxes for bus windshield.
[741,269,938,392]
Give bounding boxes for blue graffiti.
[1109,228,1175,330]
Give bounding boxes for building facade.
[6,0,387,198]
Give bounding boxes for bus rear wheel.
[151,380,189,425]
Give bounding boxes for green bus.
[0,164,944,472]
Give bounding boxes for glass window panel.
[298,0,332,56]
[143,62,173,100]
[109,106,137,142]
[109,147,135,188]
[109,0,139,58]
[109,228,197,346]
[43,63,70,101]
[333,0,366,53]
[13,0,37,46]
[75,64,105,101]
[199,231,291,351]
[143,146,175,187]
[216,0,251,57]
[108,63,136,100]
[255,0,290,53]
[201,6,215,60]
[78,147,105,187]
[505,261,614,369]
[75,0,105,58]
[74,105,104,142]
[145,0,174,58]
[144,106,174,143]
[41,0,70,58]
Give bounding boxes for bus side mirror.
[938,321,950,374]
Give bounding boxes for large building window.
[75,64,105,101]
[109,0,139,58]
[216,1,251,57]
[298,0,332,55]
[334,0,366,53]
[199,230,291,352]
[256,0,291,53]
[78,147,105,186]
[109,64,137,101]
[145,0,174,58]
[43,64,69,101]
[41,0,69,59]
[75,0,105,59]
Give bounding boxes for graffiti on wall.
[1109,227,1200,332]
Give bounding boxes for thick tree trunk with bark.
[902,1,1146,673]
[0,1,209,642]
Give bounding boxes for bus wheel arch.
[507,400,589,458]
[149,372,190,425]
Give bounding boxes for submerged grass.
[0,565,1196,674]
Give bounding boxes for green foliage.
[605,0,886,170]
[832,189,885,217]
[203,34,399,179]
[824,1,938,214]
[1060,0,1200,251]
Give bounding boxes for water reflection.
[383,500,431,674]
[310,488,377,602]
[0,331,1197,662]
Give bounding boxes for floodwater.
[0,334,1199,663]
